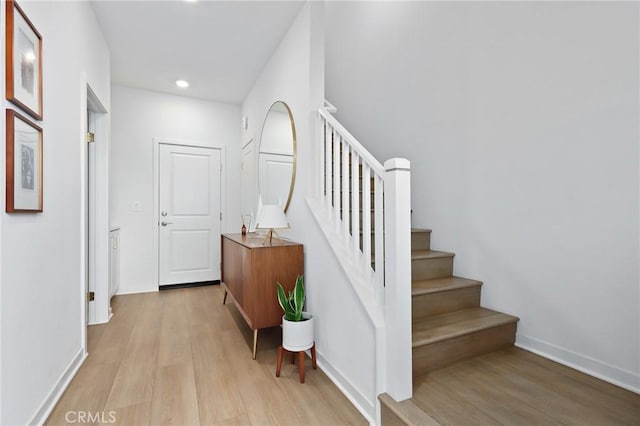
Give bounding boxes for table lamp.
[255,204,289,245]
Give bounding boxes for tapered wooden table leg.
[275,347,314,383]
[311,343,317,369]
[298,351,305,383]
[252,329,258,360]
[222,290,228,305]
[276,346,284,377]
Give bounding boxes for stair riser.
[411,232,430,251]
[412,322,517,376]
[379,395,440,426]
[412,287,481,320]
[381,404,408,426]
[412,256,453,280]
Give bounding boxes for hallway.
[46,286,365,425]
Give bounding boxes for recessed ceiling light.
[176,80,189,88]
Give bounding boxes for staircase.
[380,228,520,424]
[312,103,519,425]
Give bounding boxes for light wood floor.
[413,346,640,426]
[46,285,366,426]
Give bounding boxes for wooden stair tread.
[411,228,432,233]
[412,276,482,296]
[411,250,454,260]
[413,307,519,347]
[379,393,440,426]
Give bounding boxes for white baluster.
[324,123,332,210]
[318,116,325,199]
[362,163,372,273]
[342,142,350,238]
[351,153,360,254]
[333,130,340,227]
[374,173,384,304]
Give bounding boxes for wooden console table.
[221,233,303,359]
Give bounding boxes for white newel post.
[383,158,413,401]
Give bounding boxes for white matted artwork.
[6,109,43,212]
[5,0,43,120]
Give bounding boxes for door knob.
[161,211,168,217]
[161,221,173,226]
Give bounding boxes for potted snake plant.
[277,275,314,351]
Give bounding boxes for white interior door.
[158,143,221,286]
[258,152,293,205]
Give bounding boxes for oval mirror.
[258,101,297,212]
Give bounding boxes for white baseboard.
[516,334,639,394]
[88,314,112,326]
[29,348,87,425]
[315,350,376,425]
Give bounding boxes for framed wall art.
[5,0,43,121]
[6,109,43,212]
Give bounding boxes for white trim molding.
[315,350,376,425]
[516,334,640,394]
[80,74,110,328]
[28,349,87,426]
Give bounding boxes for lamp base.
[262,229,283,245]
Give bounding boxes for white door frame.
[79,75,110,354]
[152,138,226,288]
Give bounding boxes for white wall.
[110,85,241,295]
[242,2,377,420]
[326,1,639,391]
[0,1,111,424]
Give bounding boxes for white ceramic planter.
[282,312,314,352]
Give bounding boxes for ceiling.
[91,1,305,104]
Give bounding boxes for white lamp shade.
[255,204,289,229]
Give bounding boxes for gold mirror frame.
[257,101,297,212]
